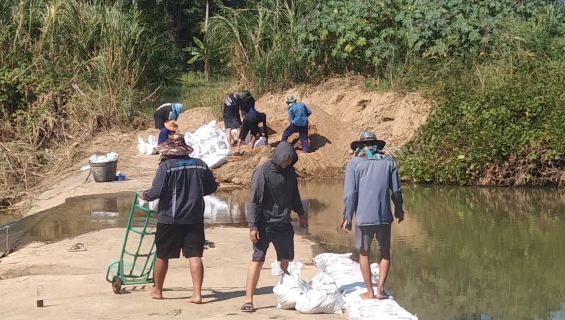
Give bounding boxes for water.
[1,182,565,319]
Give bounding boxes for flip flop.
[231,152,243,156]
[241,302,255,313]
[68,243,86,252]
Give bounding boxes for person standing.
[241,141,308,313]
[341,131,404,300]
[223,91,252,148]
[281,96,312,153]
[154,103,185,129]
[140,133,218,302]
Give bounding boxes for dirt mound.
[25,82,430,214]
[213,79,431,185]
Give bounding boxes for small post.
[5,228,9,252]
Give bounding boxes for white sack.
[295,284,344,314]
[271,260,310,310]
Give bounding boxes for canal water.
[1,181,565,320]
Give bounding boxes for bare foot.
[188,296,202,304]
[360,292,376,300]
[376,292,390,300]
[146,286,163,299]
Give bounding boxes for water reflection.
[1,183,565,319]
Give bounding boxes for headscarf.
[355,144,385,160]
[170,103,185,121]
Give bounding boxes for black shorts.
[155,223,205,259]
[224,117,241,130]
[240,116,259,140]
[252,223,294,262]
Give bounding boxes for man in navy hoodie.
[341,131,404,300]
[140,133,218,302]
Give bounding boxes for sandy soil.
[24,80,430,215]
[0,227,342,320]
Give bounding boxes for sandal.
[240,302,255,313]
[68,243,86,252]
[231,152,243,156]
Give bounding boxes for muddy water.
[2,182,565,319]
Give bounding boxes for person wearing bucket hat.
[341,131,404,301]
[154,102,185,129]
[223,90,252,149]
[141,132,217,301]
[281,96,312,153]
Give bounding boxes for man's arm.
[342,161,358,230]
[389,160,404,218]
[201,163,218,196]
[246,169,265,231]
[305,104,312,117]
[142,164,168,201]
[291,175,305,216]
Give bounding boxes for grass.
[139,72,234,118]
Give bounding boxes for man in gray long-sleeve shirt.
[241,141,308,313]
[341,131,404,300]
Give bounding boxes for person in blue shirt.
[281,96,312,153]
[341,131,405,301]
[158,120,179,145]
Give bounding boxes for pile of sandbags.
[137,135,158,155]
[271,261,311,310]
[312,253,418,320]
[184,120,230,169]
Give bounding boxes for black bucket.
[89,160,118,183]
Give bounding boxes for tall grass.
[0,0,180,209]
[207,0,309,92]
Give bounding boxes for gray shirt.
[342,156,403,229]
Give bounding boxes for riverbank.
[19,80,430,216]
[0,227,342,319]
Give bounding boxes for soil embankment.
[25,80,430,215]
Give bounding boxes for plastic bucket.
[89,160,118,183]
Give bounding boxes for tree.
[183,36,213,80]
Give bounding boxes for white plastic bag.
[295,284,344,314]
[254,136,267,148]
[271,260,310,310]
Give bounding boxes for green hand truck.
[105,191,158,294]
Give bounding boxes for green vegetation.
[3,0,565,209]
[208,0,565,186]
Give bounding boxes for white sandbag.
[295,284,344,314]
[202,154,228,169]
[309,272,337,289]
[254,136,267,148]
[145,144,157,155]
[345,290,417,320]
[271,260,310,310]
[137,142,147,155]
[313,253,353,272]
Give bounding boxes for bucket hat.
[158,132,194,156]
[286,96,297,104]
[350,131,386,151]
[237,90,251,100]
